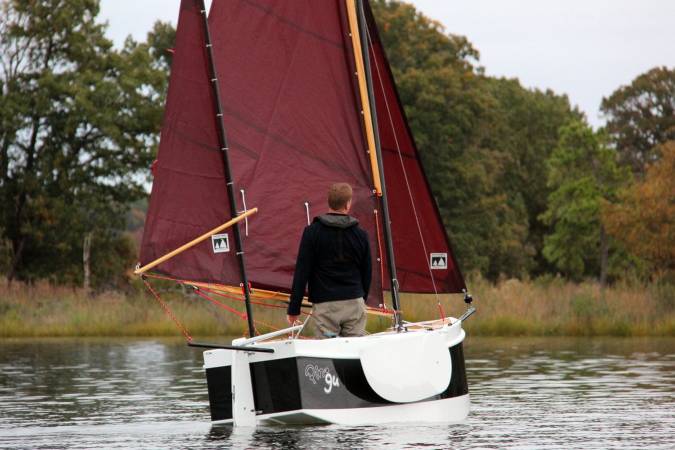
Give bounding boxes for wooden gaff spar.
[134,208,258,275]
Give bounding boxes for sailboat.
[136,0,475,426]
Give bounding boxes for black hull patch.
[206,365,232,421]
[444,342,468,398]
[205,343,468,420]
[250,357,303,414]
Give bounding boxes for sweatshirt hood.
[315,213,359,229]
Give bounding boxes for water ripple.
[0,336,673,449]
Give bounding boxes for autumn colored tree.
[603,141,675,277]
[601,66,675,176]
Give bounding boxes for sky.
[98,0,675,127]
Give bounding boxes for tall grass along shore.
[1,277,673,338]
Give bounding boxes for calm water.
[0,336,673,449]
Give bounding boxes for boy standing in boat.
[287,182,371,338]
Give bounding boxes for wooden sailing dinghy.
[137,0,475,426]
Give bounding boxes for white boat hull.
[213,394,470,426]
[203,319,469,426]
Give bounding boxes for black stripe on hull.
[205,365,232,421]
[205,343,468,421]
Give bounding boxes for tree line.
[0,0,672,290]
[372,0,673,285]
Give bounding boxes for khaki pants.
[311,298,366,338]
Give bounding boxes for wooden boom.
[134,208,258,275]
[189,281,395,317]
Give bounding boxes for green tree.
[0,0,165,287]
[371,1,579,279]
[371,0,514,276]
[145,21,176,73]
[485,78,580,276]
[600,66,675,176]
[371,0,479,75]
[541,120,629,283]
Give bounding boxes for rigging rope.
[141,273,316,341]
[196,284,310,316]
[194,284,311,339]
[143,277,193,342]
[365,26,446,321]
[193,287,248,320]
[143,272,287,302]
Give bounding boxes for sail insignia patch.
[430,253,448,270]
[212,233,230,253]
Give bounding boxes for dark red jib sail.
[364,2,465,294]
[140,0,465,307]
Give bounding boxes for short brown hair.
[328,183,353,210]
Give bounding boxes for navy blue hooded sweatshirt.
[287,213,371,316]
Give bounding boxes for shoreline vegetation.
[1,3,673,345]
[1,277,672,338]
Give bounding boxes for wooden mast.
[345,1,382,196]
[347,0,403,329]
[198,0,256,337]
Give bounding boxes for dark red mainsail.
[140,0,465,308]
[206,0,384,302]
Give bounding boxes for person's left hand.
[287,314,300,325]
